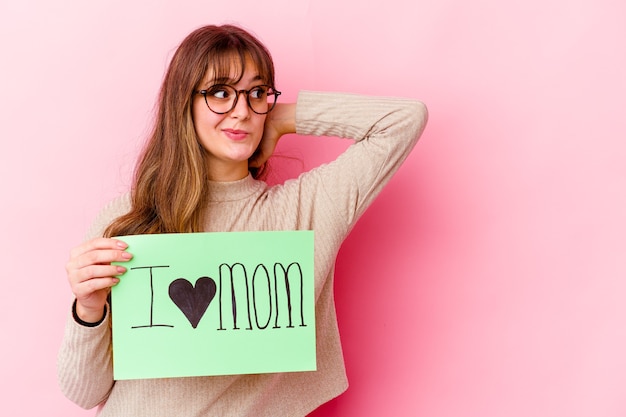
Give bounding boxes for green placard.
[111,231,316,380]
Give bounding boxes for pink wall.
[1,1,625,416]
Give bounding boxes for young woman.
[59,24,427,416]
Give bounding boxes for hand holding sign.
[65,238,132,323]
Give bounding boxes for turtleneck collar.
[206,173,266,202]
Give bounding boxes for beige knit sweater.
[58,91,427,416]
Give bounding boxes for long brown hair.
[104,25,276,237]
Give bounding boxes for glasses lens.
[248,85,277,114]
[204,85,238,113]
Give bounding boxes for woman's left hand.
[249,103,296,168]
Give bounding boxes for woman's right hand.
[65,237,133,323]
[249,103,296,168]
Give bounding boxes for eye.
[207,85,232,100]
[249,86,269,100]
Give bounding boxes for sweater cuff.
[72,299,107,327]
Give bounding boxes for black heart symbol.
[168,277,216,329]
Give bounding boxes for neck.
[206,161,249,182]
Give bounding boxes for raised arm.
[295,91,428,229]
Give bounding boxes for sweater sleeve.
[57,194,131,409]
[294,91,428,231]
[57,305,114,409]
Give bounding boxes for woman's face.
[192,58,267,181]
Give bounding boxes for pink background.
[1,0,625,416]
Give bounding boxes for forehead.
[202,52,263,86]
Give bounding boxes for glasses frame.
[195,84,282,115]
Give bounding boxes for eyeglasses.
[195,84,281,115]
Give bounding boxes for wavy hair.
[104,24,275,237]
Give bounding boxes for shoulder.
[84,193,132,240]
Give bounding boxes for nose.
[230,91,251,119]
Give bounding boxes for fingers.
[250,129,279,168]
[66,238,133,307]
[69,262,126,285]
[68,238,131,269]
[72,248,132,270]
[69,237,128,259]
[72,274,120,299]
[249,149,268,168]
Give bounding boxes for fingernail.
[121,252,133,260]
[116,240,128,249]
[116,266,127,274]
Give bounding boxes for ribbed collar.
[206,173,266,202]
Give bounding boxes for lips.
[222,129,248,141]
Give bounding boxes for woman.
[59,24,427,416]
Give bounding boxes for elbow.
[57,357,112,410]
[58,380,107,410]
[409,100,428,141]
